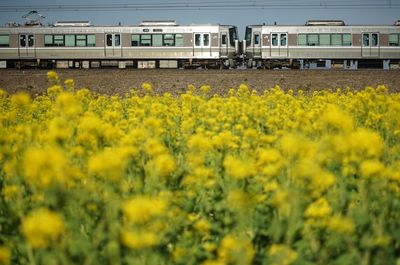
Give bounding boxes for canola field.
[0,71,400,265]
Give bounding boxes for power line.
[0,1,399,12]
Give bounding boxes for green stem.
[27,244,36,265]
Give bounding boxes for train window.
[132,35,140,46]
[254,34,260,45]
[106,34,113,46]
[152,34,162,46]
[245,27,252,46]
[87,35,96,47]
[371,34,378,46]
[76,35,87,47]
[307,34,318,46]
[331,34,342,46]
[164,34,175,46]
[281,34,287,46]
[20,35,26,47]
[272,34,278,46]
[298,34,307,46]
[115,34,121,46]
[203,34,210,46]
[28,35,34,47]
[342,34,352,46]
[195,34,201,46]
[140,35,152,46]
[363,34,370,46]
[44,35,53,46]
[229,27,238,46]
[176,34,184,46]
[0,35,9,47]
[43,34,95,47]
[54,35,64,46]
[389,34,399,46]
[65,35,75,47]
[221,34,227,45]
[319,34,330,46]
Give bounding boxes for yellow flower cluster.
[122,196,167,224]
[0,246,10,265]
[21,208,65,249]
[0,73,399,264]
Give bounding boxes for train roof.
[246,20,400,27]
[1,20,236,28]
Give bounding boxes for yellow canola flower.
[78,112,104,135]
[227,189,252,210]
[270,189,290,217]
[143,117,164,135]
[268,244,298,265]
[122,196,167,224]
[305,198,332,219]
[144,138,168,157]
[0,246,10,265]
[47,85,63,95]
[223,155,255,180]
[47,117,73,142]
[327,215,355,234]
[21,208,65,249]
[23,146,68,188]
[349,128,384,159]
[238,84,250,95]
[218,235,254,265]
[47,70,60,82]
[88,146,136,180]
[1,185,21,202]
[63,78,75,91]
[360,159,385,179]
[55,92,83,117]
[279,133,311,159]
[320,104,354,133]
[293,158,336,196]
[141,82,153,94]
[200,85,211,94]
[151,153,177,178]
[256,149,283,176]
[257,148,282,166]
[10,92,31,108]
[120,230,158,249]
[194,219,212,235]
[187,133,213,152]
[0,89,6,99]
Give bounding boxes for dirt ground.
[1,69,399,96]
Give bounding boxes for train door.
[270,33,288,57]
[252,31,261,57]
[105,33,122,57]
[193,33,211,58]
[18,34,35,58]
[362,33,380,57]
[220,32,228,57]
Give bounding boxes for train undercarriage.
[2,58,238,70]
[245,58,400,70]
[1,58,399,70]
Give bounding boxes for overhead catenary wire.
[0,0,399,12]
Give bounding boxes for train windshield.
[229,27,238,46]
[245,27,252,46]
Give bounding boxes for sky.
[0,0,399,38]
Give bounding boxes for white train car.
[0,20,239,69]
[244,20,400,69]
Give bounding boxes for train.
[0,19,399,69]
[245,20,400,69]
[0,20,239,69]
